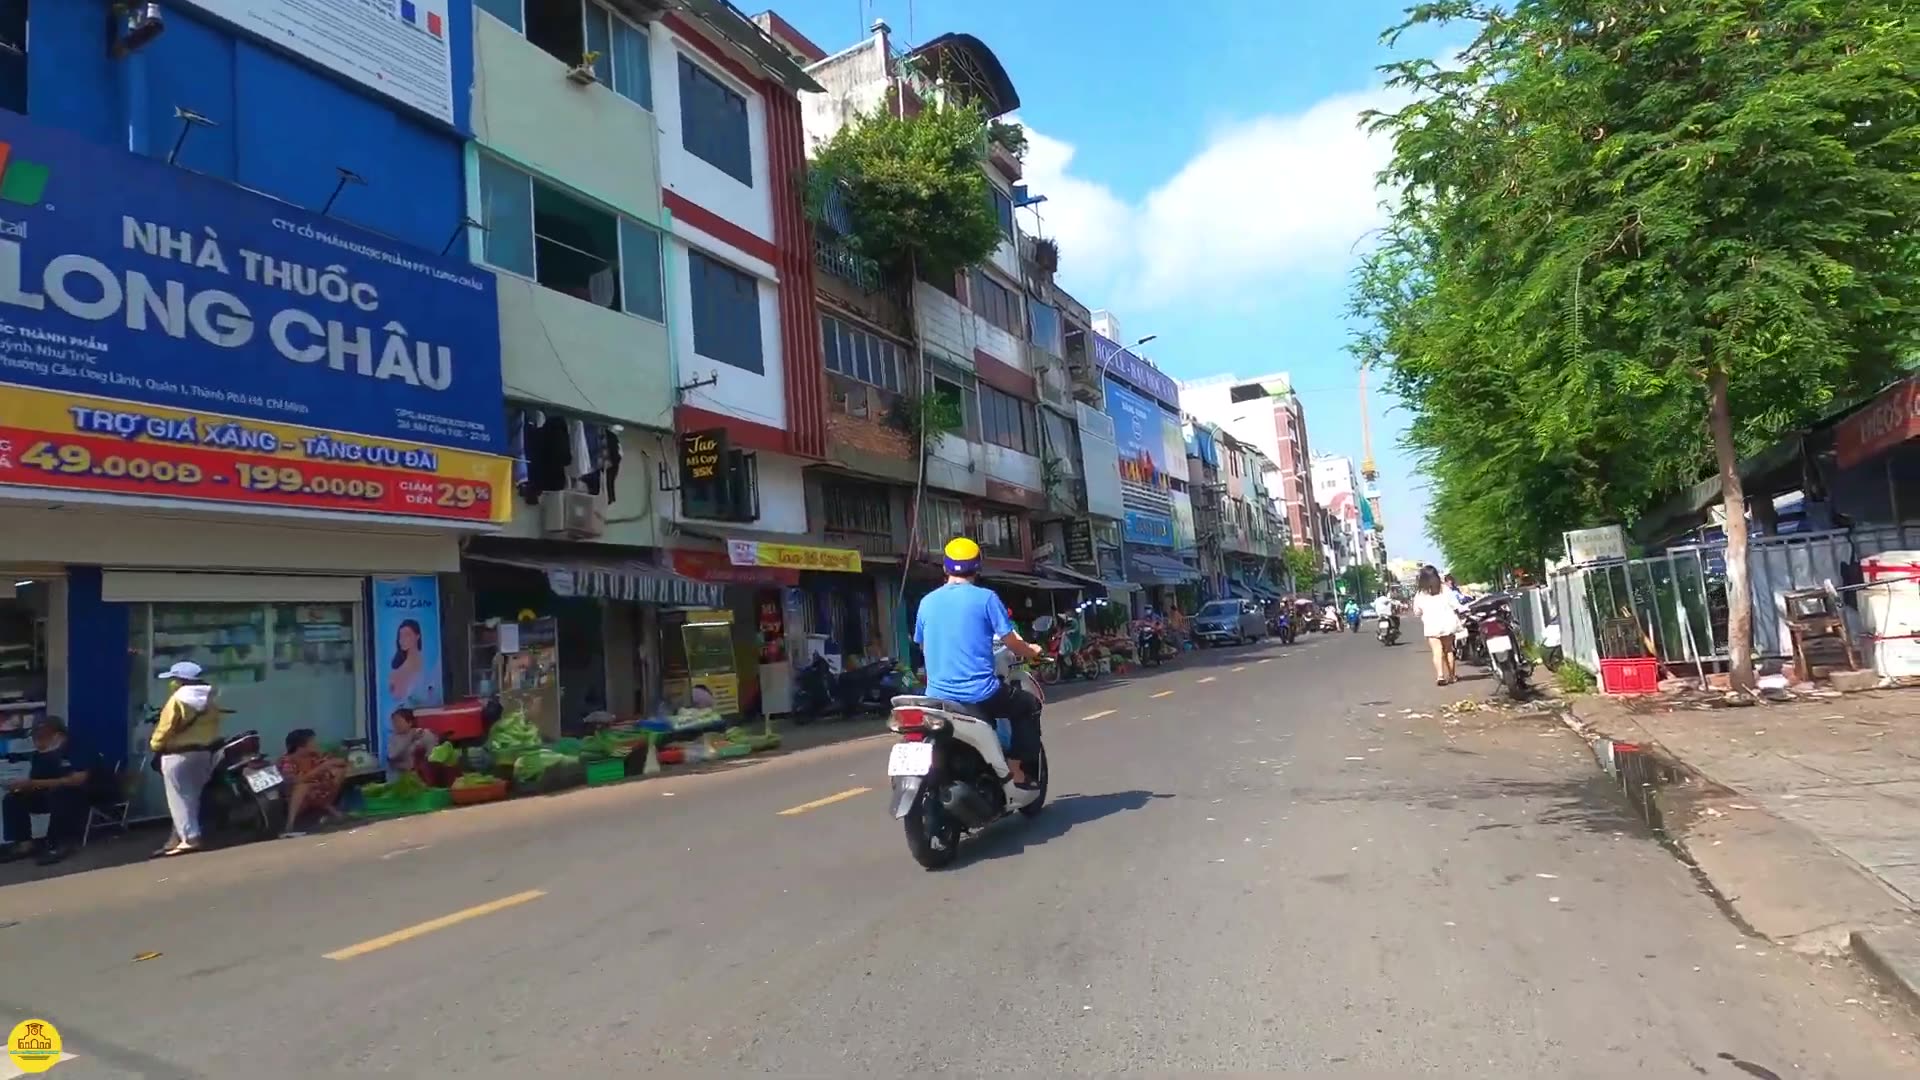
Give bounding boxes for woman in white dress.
[1411,566,1464,685]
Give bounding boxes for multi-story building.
[0,0,511,804]
[794,18,1116,640]
[1098,332,1196,612]
[1181,373,1321,563]
[1312,452,1386,580]
[1185,420,1227,599]
[462,0,847,720]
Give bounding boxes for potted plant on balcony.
[1031,236,1060,275]
[567,51,602,85]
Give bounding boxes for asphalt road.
[4,628,1915,1077]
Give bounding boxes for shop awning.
[468,554,725,607]
[980,569,1081,592]
[1129,551,1198,585]
[1037,563,1108,594]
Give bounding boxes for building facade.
[1180,372,1321,564]
[0,0,509,809]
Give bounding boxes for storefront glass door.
[129,601,363,817]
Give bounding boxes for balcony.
[815,237,882,291]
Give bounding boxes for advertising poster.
[1104,378,1168,483]
[372,577,444,747]
[0,111,510,521]
[188,0,458,126]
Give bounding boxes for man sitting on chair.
[1,717,98,867]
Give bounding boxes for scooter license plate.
[887,742,934,777]
[244,765,284,793]
[1486,635,1515,654]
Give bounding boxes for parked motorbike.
[196,730,289,846]
[1465,594,1533,700]
[1269,613,1296,644]
[1541,622,1565,671]
[1376,613,1401,646]
[885,617,1053,869]
[1135,624,1167,667]
[791,655,899,724]
[1318,612,1343,633]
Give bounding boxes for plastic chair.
[83,755,145,847]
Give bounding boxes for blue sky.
[780,0,1448,565]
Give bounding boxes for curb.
[1852,928,1920,1014]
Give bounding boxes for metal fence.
[1550,528,1881,673]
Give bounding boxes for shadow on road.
[966,790,1175,864]
[1291,775,1643,837]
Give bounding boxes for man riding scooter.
[1343,597,1362,633]
[913,537,1047,789]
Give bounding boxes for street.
[4,630,1915,1078]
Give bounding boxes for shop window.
[981,385,1037,456]
[689,249,764,374]
[130,601,361,817]
[969,269,1020,336]
[1028,299,1062,355]
[821,479,891,536]
[919,496,968,551]
[930,366,979,442]
[0,579,51,782]
[990,186,1015,239]
[681,448,759,523]
[0,0,23,116]
[977,510,1023,559]
[679,54,752,185]
[821,313,905,392]
[477,155,665,322]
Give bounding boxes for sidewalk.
[1567,687,1920,1006]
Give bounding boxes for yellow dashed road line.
[776,786,873,816]
[1081,709,1116,721]
[1196,676,1217,684]
[325,890,547,960]
[1150,690,1175,699]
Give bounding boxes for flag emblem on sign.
[398,1,444,38]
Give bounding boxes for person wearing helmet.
[914,536,1046,788]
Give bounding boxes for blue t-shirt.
[914,582,1014,703]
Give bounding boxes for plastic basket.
[585,759,626,786]
[1599,658,1660,695]
[714,742,752,759]
[449,779,509,805]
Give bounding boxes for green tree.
[1356,0,1920,686]
[1281,546,1323,594]
[808,103,1004,283]
[1338,564,1382,600]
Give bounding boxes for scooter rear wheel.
[904,789,960,870]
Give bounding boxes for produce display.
[428,741,462,766]
[451,772,497,790]
[485,710,543,759]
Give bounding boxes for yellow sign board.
[726,540,862,573]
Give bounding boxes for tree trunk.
[1707,366,1755,690]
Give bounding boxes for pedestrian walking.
[1412,566,1463,685]
[151,660,222,856]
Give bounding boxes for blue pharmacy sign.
[0,111,504,454]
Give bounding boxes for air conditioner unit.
[539,490,605,539]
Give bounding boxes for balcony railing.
[815,237,881,291]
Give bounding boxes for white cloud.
[1014,79,1415,311]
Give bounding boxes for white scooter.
[885,615,1053,870]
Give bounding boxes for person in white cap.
[151,660,222,856]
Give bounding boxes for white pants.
[159,750,216,842]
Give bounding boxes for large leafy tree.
[1355,0,1920,685]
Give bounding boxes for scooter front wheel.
[1018,745,1049,818]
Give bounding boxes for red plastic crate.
[411,699,487,742]
[1598,658,1660,695]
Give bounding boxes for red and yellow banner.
[726,539,862,573]
[0,384,511,523]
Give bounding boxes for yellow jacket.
[151,684,221,752]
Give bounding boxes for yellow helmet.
[942,536,982,575]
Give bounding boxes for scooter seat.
[888,695,991,721]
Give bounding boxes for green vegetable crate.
[358,787,453,818]
[585,759,625,786]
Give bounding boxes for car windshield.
[1198,602,1239,619]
